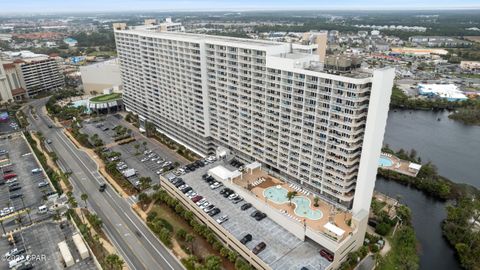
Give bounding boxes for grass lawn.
[90,93,122,103]
[149,204,236,270]
[89,50,117,57]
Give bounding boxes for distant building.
[409,36,472,47]
[80,59,122,95]
[300,31,328,61]
[391,47,448,56]
[417,84,467,101]
[460,61,480,72]
[370,30,380,36]
[0,63,13,103]
[1,51,64,97]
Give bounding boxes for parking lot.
[0,221,96,270]
[81,115,188,188]
[0,134,55,232]
[0,113,19,135]
[173,161,331,270]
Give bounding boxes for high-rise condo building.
[115,26,394,212]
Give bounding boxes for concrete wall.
[352,68,395,215]
[160,176,272,270]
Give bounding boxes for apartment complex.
[1,51,64,97]
[115,27,394,211]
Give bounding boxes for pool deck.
[232,169,353,241]
[379,153,421,177]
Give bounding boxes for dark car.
[174,180,185,188]
[219,188,230,195]
[99,183,107,192]
[223,189,234,198]
[250,210,260,217]
[9,186,21,192]
[182,187,193,194]
[208,208,221,216]
[252,242,266,255]
[240,234,252,244]
[10,193,23,199]
[202,174,208,180]
[241,203,252,211]
[255,212,267,221]
[320,249,334,262]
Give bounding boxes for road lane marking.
[54,127,178,270]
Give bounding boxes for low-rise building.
[460,61,480,72]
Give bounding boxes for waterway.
[383,110,480,188]
[374,110,480,270]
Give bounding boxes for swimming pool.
[379,156,393,167]
[263,186,323,220]
[70,99,92,114]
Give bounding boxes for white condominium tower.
[114,26,394,211]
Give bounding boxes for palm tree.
[105,254,124,270]
[186,233,195,254]
[134,143,141,155]
[287,191,297,206]
[81,193,88,209]
[0,220,5,235]
[25,208,32,224]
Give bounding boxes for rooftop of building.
[1,50,50,63]
[117,26,287,48]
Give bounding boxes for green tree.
[286,191,297,206]
[105,254,124,270]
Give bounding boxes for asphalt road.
[25,98,184,270]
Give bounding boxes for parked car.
[144,150,152,155]
[252,242,266,255]
[240,203,252,210]
[196,198,207,206]
[240,234,252,244]
[3,173,17,180]
[320,249,334,262]
[250,210,260,217]
[182,187,193,194]
[255,212,267,221]
[8,182,19,188]
[9,193,23,199]
[232,196,243,204]
[228,193,238,200]
[9,186,21,192]
[191,196,203,203]
[31,168,42,174]
[203,205,215,212]
[216,215,228,224]
[140,157,149,162]
[5,178,17,184]
[199,201,210,209]
[208,208,221,216]
[37,181,49,188]
[45,139,52,144]
[210,182,222,189]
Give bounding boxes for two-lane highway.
[25,98,184,270]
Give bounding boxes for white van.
[38,205,47,214]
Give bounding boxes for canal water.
[374,110,480,270]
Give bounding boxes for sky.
[0,0,479,13]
